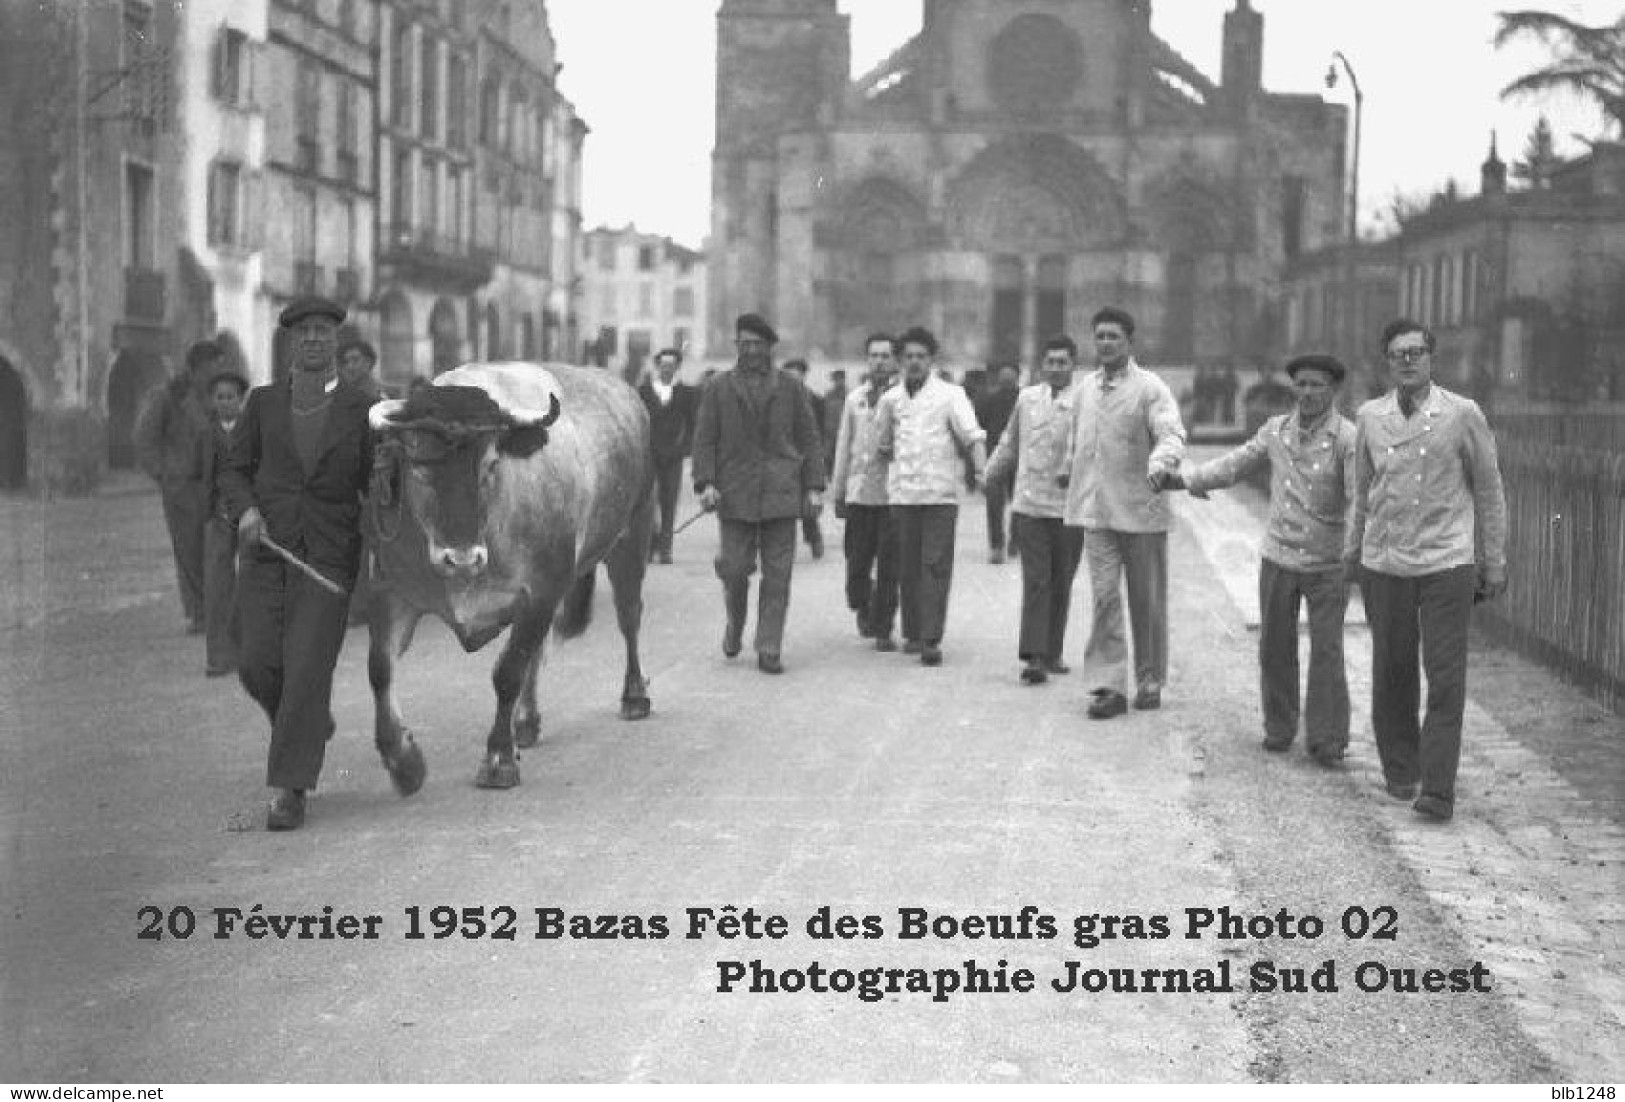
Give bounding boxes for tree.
[1512,115,1561,188]
[1495,10,1625,137]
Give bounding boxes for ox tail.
[552,569,597,640]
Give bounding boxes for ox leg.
[606,531,652,721]
[368,594,426,796]
[475,603,553,789]
[512,647,543,750]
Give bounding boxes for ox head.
[370,384,560,581]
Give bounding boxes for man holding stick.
[219,295,376,831]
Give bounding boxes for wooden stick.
[259,535,347,597]
[671,509,709,538]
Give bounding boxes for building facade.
[709,0,1348,372]
[578,226,708,380]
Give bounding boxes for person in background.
[691,314,825,674]
[830,334,900,650]
[1061,307,1186,720]
[638,347,699,564]
[337,338,384,401]
[783,359,826,560]
[1164,354,1357,764]
[135,339,219,633]
[974,364,1020,563]
[822,369,848,477]
[987,336,1084,685]
[199,369,250,677]
[872,326,986,667]
[1344,319,1508,823]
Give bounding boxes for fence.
[1479,406,1625,712]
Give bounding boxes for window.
[390,18,413,129]
[122,3,157,133]
[392,146,412,235]
[421,158,440,239]
[338,0,356,37]
[480,77,500,147]
[674,286,694,318]
[485,303,502,358]
[1431,254,1446,324]
[336,80,357,184]
[637,244,656,271]
[212,26,247,106]
[522,313,537,358]
[446,53,468,148]
[420,36,438,140]
[343,198,359,273]
[296,61,320,173]
[293,186,316,263]
[1462,250,1480,322]
[207,160,241,246]
[506,85,524,157]
[448,164,465,246]
[125,161,155,267]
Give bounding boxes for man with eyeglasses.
[987,336,1085,684]
[1344,318,1507,823]
[691,313,825,674]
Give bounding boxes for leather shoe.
[757,652,784,675]
[1384,780,1418,801]
[902,639,923,655]
[266,789,306,831]
[874,635,897,652]
[722,620,743,658]
[855,610,873,638]
[988,548,1005,564]
[205,662,237,678]
[1044,660,1070,675]
[1309,746,1346,767]
[1020,660,1048,685]
[1413,794,1454,821]
[1133,687,1162,710]
[659,549,672,565]
[1261,735,1293,753]
[1087,690,1128,720]
[919,643,943,667]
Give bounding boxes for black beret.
[279,295,347,329]
[735,313,778,345]
[1285,354,1346,383]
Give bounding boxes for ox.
[365,362,654,791]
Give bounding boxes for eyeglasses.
[1386,347,1430,364]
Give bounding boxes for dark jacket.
[691,365,824,522]
[196,420,243,520]
[637,379,698,463]
[218,380,375,578]
[134,378,211,493]
[974,386,1019,452]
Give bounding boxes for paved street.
[2,460,1622,1083]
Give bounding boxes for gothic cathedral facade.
[709,0,1347,370]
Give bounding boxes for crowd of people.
[135,299,1507,831]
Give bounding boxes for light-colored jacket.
[986,379,1077,519]
[1184,408,1356,571]
[1345,385,1507,577]
[1062,361,1185,532]
[829,383,891,507]
[872,375,986,506]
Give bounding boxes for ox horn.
[368,399,409,431]
[504,391,561,429]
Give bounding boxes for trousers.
[1081,528,1168,696]
[892,503,958,645]
[843,502,899,638]
[161,484,206,624]
[1258,558,1349,754]
[715,517,798,656]
[1011,513,1084,662]
[236,555,354,790]
[651,457,684,554]
[202,516,240,671]
[1360,565,1477,805]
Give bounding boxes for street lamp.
[1326,51,1363,375]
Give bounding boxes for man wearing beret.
[1163,354,1358,766]
[218,295,376,830]
[691,313,826,674]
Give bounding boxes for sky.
[548,0,1618,247]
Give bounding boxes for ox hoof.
[383,738,428,797]
[513,716,541,750]
[620,697,652,721]
[474,754,521,790]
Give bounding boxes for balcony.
[378,222,493,293]
[123,268,166,323]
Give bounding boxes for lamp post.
[1326,51,1363,374]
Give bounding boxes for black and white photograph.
[1,0,1622,1088]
